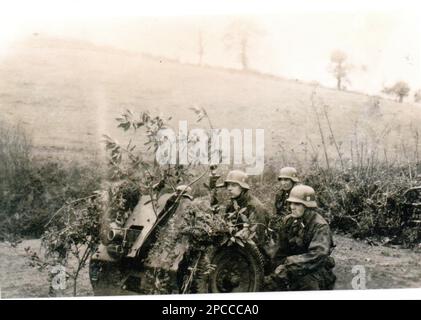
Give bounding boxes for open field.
[1,35,420,168]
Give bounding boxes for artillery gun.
[89,168,265,295]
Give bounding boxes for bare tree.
[224,19,263,70]
[329,50,351,90]
[382,81,411,103]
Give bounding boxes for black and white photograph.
[0,0,420,299]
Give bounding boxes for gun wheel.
[210,243,264,292]
[191,242,265,293]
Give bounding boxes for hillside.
[1,35,420,168]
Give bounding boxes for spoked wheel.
[89,259,125,296]
[209,243,264,293]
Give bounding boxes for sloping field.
[1,35,420,167]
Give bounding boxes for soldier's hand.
[274,264,288,278]
[263,238,277,258]
[265,268,289,291]
[263,275,277,290]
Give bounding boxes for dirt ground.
[0,234,420,298]
[333,235,421,290]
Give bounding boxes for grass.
[1,35,420,166]
[0,121,102,240]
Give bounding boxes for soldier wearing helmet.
[274,167,300,216]
[269,185,336,291]
[266,167,300,263]
[220,170,271,249]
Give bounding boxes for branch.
[322,104,344,170]
[310,91,330,170]
[44,194,98,228]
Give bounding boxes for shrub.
[0,121,101,240]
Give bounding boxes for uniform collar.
[292,209,315,227]
[232,190,251,208]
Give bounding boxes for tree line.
[195,18,420,103]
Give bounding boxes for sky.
[0,0,420,95]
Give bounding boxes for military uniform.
[226,191,271,249]
[267,187,296,267]
[272,167,299,234]
[273,209,336,290]
[274,189,291,216]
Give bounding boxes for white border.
[2,0,421,301]
[2,0,421,16]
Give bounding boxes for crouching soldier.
[220,170,271,251]
[269,185,336,291]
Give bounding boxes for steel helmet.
[287,185,317,208]
[278,167,299,182]
[223,170,250,189]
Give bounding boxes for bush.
[303,165,409,237]
[250,163,415,244]
[0,122,101,240]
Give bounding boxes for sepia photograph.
[0,0,420,299]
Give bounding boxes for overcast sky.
[1,1,420,95]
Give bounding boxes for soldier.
[270,185,336,291]
[221,170,271,249]
[265,167,300,265]
[274,167,300,216]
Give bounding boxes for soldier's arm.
[272,217,290,266]
[274,193,280,215]
[210,189,219,207]
[249,205,270,247]
[283,224,332,277]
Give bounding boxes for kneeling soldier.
[271,185,336,291]
[221,170,271,250]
